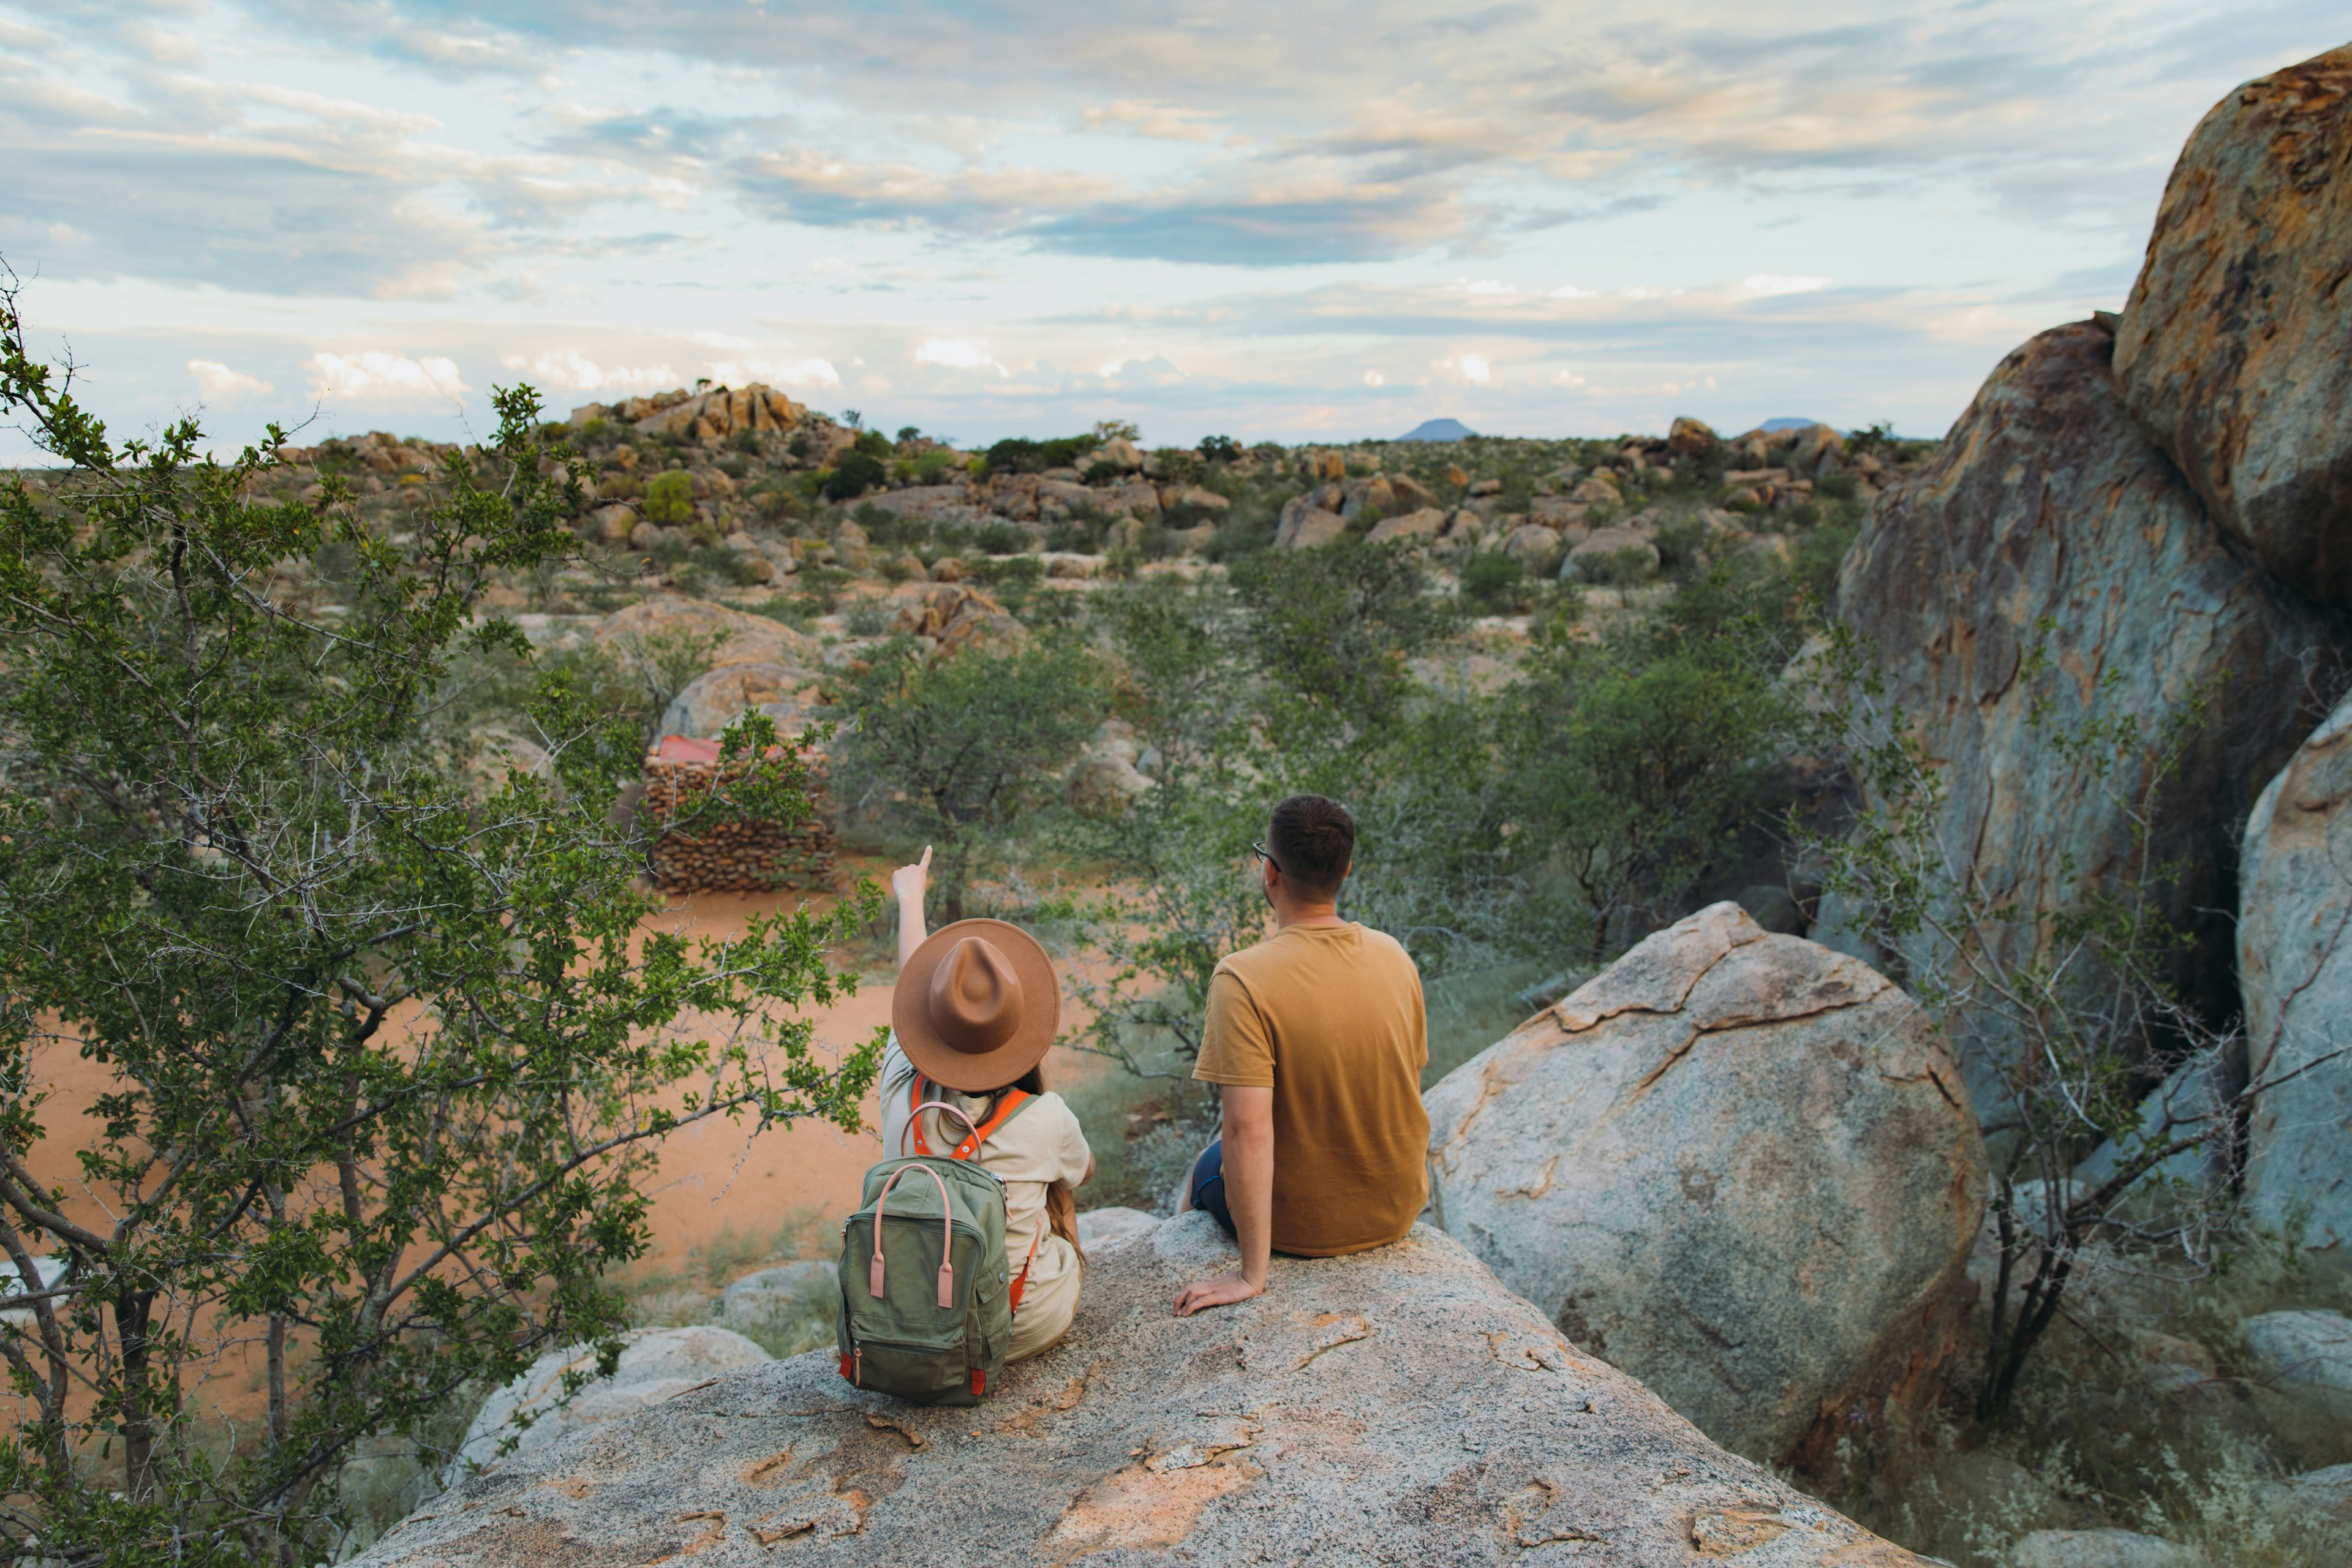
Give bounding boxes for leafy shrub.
[1654,516,1710,579]
[821,448,885,501]
[844,598,891,636]
[852,428,892,459]
[1198,434,1241,463]
[1816,470,1860,501]
[974,521,1022,555]
[983,435,1093,475]
[1152,448,1202,486]
[1460,549,1528,611]
[644,469,694,524]
[729,426,762,456]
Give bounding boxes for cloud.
[188,359,273,399]
[499,350,677,392]
[706,356,842,388]
[1081,100,1224,142]
[915,339,1008,377]
[309,352,469,404]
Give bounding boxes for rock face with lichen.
[1424,903,1986,1465]
[1826,318,2345,1110]
[2113,45,2352,610]
[355,1214,1932,1567]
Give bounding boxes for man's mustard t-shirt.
[1192,921,1430,1257]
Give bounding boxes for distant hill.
[1758,417,1832,432]
[1397,417,1477,442]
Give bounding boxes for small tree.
[0,276,882,1564]
[833,639,1103,922]
[643,469,692,525]
[1804,626,2350,1417]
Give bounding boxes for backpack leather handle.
[902,1096,984,1158]
[869,1163,956,1310]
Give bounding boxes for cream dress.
[877,1039,1092,1361]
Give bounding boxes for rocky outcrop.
[1830,320,2345,1106]
[363,1215,1931,1567]
[1423,903,1985,1464]
[889,583,1029,657]
[571,385,805,447]
[658,661,818,742]
[2113,47,2352,609]
[2243,1310,2352,1417]
[2236,690,2352,1250]
[453,1327,771,1473]
[593,598,821,673]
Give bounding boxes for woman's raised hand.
[891,845,932,910]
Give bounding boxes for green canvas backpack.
[835,1095,1035,1405]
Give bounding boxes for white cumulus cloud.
[1740,274,1833,298]
[499,350,677,392]
[707,357,842,388]
[916,339,1008,377]
[309,351,467,404]
[1458,354,1493,386]
[188,359,272,399]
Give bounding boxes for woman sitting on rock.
[878,848,1093,1362]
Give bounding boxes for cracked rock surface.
[355,1209,1928,1566]
[1425,903,1986,1464]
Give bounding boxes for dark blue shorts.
[1187,1139,1235,1238]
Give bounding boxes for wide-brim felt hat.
[891,918,1061,1092]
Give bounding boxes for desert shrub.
[833,638,1105,922]
[974,521,1022,555]
[1817,470,1860,501]
[983,435,1091,475]
[843,598,891,636]
[0,287,880,1565]
[1152,448,1202,486]
[1460,549,1529,611]
[821,448,884,501]
[644,469,693,524]
[1197,434,1240,463]
[1581,543,1659,587]
[1654,516,1710,579]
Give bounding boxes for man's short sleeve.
[1194,966,1275,1088]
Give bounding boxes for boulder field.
[356,1216,1931,1567]
[1424,903,1984,1464]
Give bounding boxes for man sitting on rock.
[1173,794,1431,1316]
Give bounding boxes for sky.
[1,2,2343,457]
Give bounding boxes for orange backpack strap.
[1008,1222,1042,1316]
[908,1079,1033,1162]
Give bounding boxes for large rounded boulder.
[1830,318,2345,1109]
[2113,45,2352,609]
[1424,903,1985,1464]
[362,1215,1932,1567]
[452,1325,772,1473]
[2237,689,2352,1251]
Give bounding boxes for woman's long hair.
[1003,1063,1084,1268]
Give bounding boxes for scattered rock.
[2236,689,2352,1250]
[2009,1528,2203,1568]
[1570,476,1621,505]
[1565,527,1660,581]
[451,1326,772,1474]
[590,503,637,545]
[1785,423,1845,478]
[1468,477,1502,497]
[1667,416,1719,458]
[2113,45,2352,609]
[1364,506,1449,545]
[892,584,1029,657]
[1072,1207,1156,1249]
[1501,523,1562,570]
[1273,503,1348,550]
[2243,1310,2352,1408]
[1825,320,2348,1112]
[364,1215,1931,1567]
[2260,1462,2352,1540]
[593,598,821,674]
[658,661,818,743]
[1094,437,1144,472]
[718,1263,832,1333]
[929,556,967,582]
[1424,903,1986,1464]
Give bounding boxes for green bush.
[644,469,694,524]
[983,435,1092,475]
[1654,516,1709,579]
[1816,470,1859,502]
[1198,434,1240,463]
[821,449,885,501]
[1460,549,1528,611]
[974,521,1022,555]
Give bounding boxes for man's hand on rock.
[1174,1268,1264,1317]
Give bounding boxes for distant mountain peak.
[1398,417,1477,442]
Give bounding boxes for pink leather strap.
[868,1163,956,1309]
[902,1084,987,1159]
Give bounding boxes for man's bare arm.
[1174,1085,1273,1316]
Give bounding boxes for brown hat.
[891,919,1061,1092]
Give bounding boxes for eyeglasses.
[1250,840,1283,875]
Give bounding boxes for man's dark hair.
[1267,794,1354,898]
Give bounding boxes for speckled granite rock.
[358,1215,1930,1567]
[1826,318,2345,1109]
[1425,903,1985,1465]
[2237,693,2352,1251]
[2114,45,2352,609]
